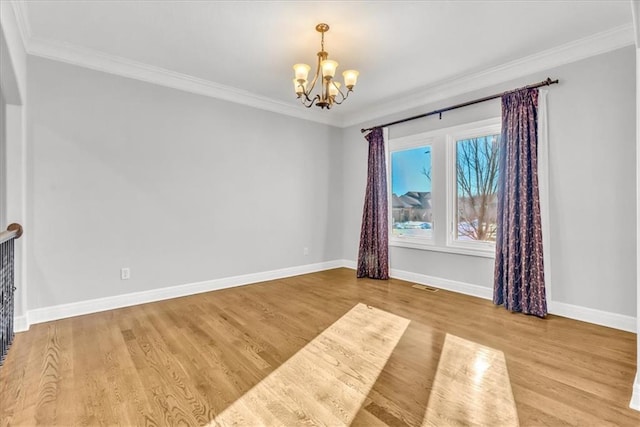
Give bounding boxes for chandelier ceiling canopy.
[292,23,359,110]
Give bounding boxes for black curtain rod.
[360,77,559,134]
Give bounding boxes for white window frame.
[387,118,501,258]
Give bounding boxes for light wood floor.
[1,268,638,426]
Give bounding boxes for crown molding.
[9,0,634,129]
[340,24,635,128]
[26,37,341,127]
[9,0,340,127]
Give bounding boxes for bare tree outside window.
[455,135,500,242]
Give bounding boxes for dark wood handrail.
[0,223,23,245]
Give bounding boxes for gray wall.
[0,89,6,228]
[342,46,637,316]
[1,9,28,323]
[24,46,638,318]
[27,56,343,310]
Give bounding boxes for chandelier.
[292,23,359,109]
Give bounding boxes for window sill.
[389,239,496,258]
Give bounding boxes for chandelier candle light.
[293,23,359,109]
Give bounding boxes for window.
[387,118,500,257]
[453,135,500,243]
[390,146,432,240]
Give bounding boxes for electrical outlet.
[120,267,130,280]
[303,247,309,256]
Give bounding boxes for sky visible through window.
[391,147,432,195]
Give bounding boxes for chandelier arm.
[301,89,315,104]
[335,80,347,100]
[297,83,314,104]
[333,90,353,105]
[330,81,350,105]
[301,94,320,108]
[304,55,323,101]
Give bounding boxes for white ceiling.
[12,0,635,126]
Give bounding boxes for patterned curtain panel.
[357,127,389,280]
[493,89,547,317]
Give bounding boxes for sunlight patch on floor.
[422,333,519,427]
[209,303,410,426]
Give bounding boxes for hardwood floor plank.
[8,324,51,426]
[0,268,638,426]
[423,334,519,426]
[0,328,33,426]
[212,303,409,426]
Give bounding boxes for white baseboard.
[547,300,637,333]
[341,260,636,332]
[342,259,357,270]
[21,260,345,329]
[390,268,494,300]
[631,373,640,411]
[13,315,29,332]
[342,259,493,300]
[14,259,638,334]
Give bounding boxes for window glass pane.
[455,135,500,242]
[390,146,432,238]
